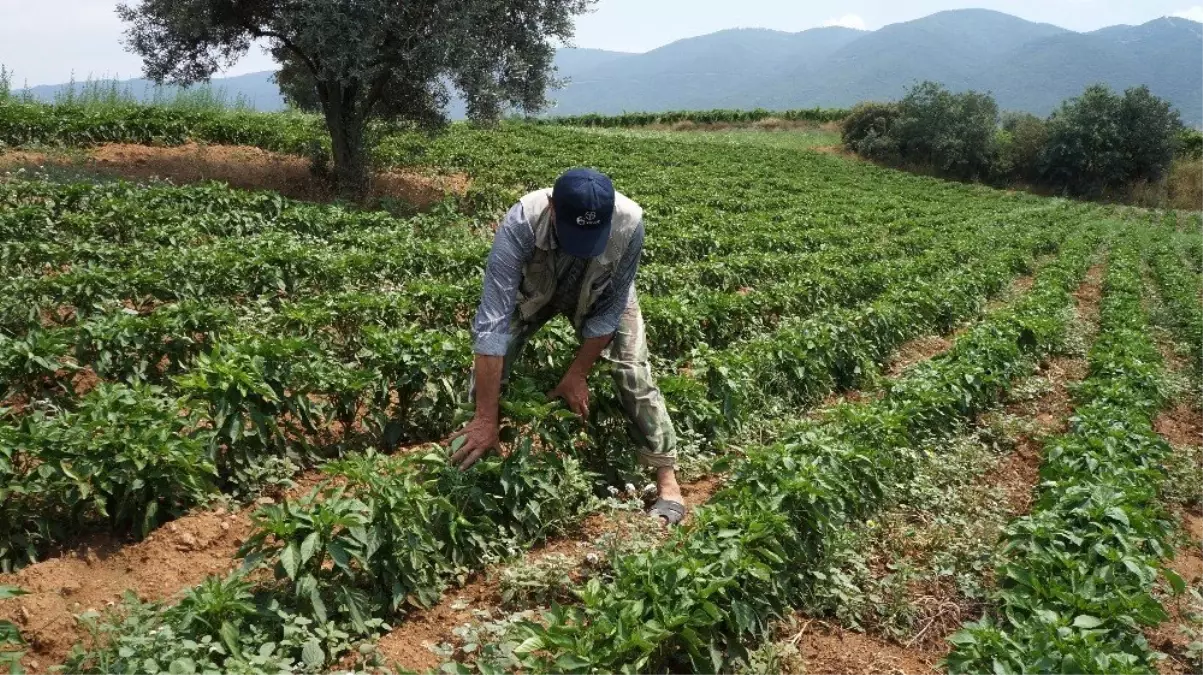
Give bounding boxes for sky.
[1,0,1201,87]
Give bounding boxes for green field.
[0,105,1200,674]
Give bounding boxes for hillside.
[550,9,1201,124]
[740,9,1068,109]
[15,9,1202,124]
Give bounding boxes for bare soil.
[799,267,1102,672]
[886,335,953,377]
[0,143,469,209]
[986,264,1102,514]
[795,621,939,675]
[0,507,253,669]
[1145,380,1203,673]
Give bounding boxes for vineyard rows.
[1,110,1200,674]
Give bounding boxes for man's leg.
[602,298,683,508]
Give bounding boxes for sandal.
[648,498,687,525]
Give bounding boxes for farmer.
[445,167,685,524]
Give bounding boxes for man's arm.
[548,335,611,418]
[448,203,533,470]
[549,222,645,417]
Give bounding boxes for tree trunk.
[320,82,370,201]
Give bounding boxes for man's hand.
[446,416,500,470]
[548,371,591,418]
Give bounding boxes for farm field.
[0,109,1200,675]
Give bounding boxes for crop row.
[0,191,1045,421]
[0,201,1060,574]
[947,229,1182,673]
[476,224,1102,674]
[527,107,850,128]
[1146,227,1202,366]
[0,100,321,152]
[2,178,1060,341]
[52,214,1087,673]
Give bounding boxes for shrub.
[841,102,901,160]
[1039,84,1183,197]
[996,112,1048,183]
[891,82,1000,181]
[1181,128,1203,159]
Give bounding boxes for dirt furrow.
[1144,281,1203,675]
[0,467,341,668]
[0,143,469,209]
[372,475,724,673]
[0,507,253,670]
[785,265,1103,674]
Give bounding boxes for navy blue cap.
[552,168,615,259]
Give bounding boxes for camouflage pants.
[470,298,677,468]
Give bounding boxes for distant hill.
[17,9,1202,125]
[548,9,1201,125]
[740,9,1068,109]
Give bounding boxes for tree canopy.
[118,0,594,197]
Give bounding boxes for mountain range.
[18,9,1203,125]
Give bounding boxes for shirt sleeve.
[581,220,644,340]
[472,202,535,356]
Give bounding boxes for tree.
[891,81,999,181]
[996,112,1048,183]
[118,0,593,198]
[1118,85,1182,184]
[1039,84,1182,197]
[841,102,901,161]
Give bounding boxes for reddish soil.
[795,621,940,675]
[0,143,469,209]
[886,335,952,377]
[0,507,254,670]
[985,265,1101,514]
[0,451,375,672]
[1156,403,1203,449]
[986,356,1087,515]
[1147,514,1203,675]
[1073,265,1105,315]
[1150,375,1203,668]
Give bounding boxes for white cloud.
[822,14,867,30]
[1172,6,1203,22]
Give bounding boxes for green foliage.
[0,117,1127,670]
[997,112,1049,182]
[117,0,594,196]
[1180,128,1203,159]
[0,585,26,675]
[947,232,1182,674]
[891,82,1001,181]
[534,107,850,128]
[1039,84,1183,197]
[1,383,216,570]
[0,99,320,151]
[840,102,900,160]
[487,229,1098,673]
[839,81,1187,199]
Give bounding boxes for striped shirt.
[472,200,645,356]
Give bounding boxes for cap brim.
[555,211,612,258]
